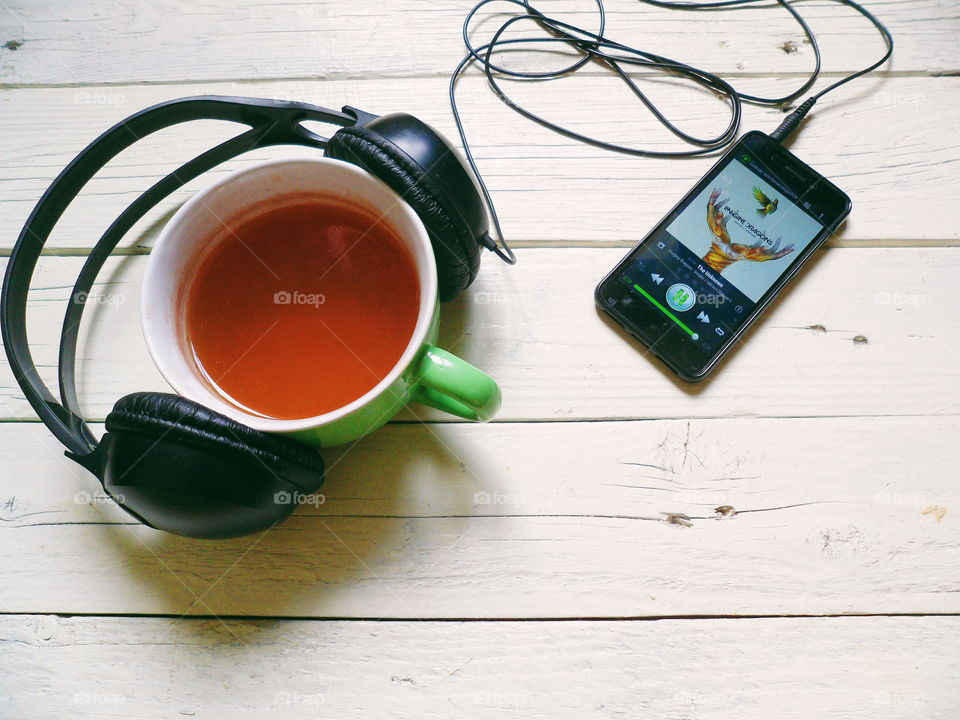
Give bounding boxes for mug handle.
[412,346,501,422]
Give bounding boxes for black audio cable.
[768,0,893,142]
[450,0,893,260]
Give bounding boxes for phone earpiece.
[325,113,489,301]
[94,393,326,539]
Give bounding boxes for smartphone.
[595,130,851,382]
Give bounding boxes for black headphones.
[1,95,513,539]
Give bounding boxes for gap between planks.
[1,611,958,621]
[3,236,958,256]
[1,69,955,91]
[0,411,957,424]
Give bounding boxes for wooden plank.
[0,248,954,423]
[0,2,955,713]
[1,76,955,250]
[1,415,957,616]
[0,0,944,86]
[0,614,956,719]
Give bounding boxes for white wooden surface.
[2,77,957,247]
[1,0,958,717]
[2,615,957,719]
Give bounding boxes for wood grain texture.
[1,415,956,617]
[0,0,944,86]
[0,247,954,422]
[1,1,957,713]
[1,76,955,250]
[0,615,957,719]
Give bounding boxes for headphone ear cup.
[100,393,325,539]
[326,124,481,301]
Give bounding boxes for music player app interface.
[618,153,825,352]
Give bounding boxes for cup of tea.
[141,157,501,446]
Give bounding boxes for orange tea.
[184,198,420,420]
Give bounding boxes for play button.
[666,283,696,312]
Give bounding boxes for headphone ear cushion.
[100,392,325,538]
[326,126,480,301]
[107,392,325,486]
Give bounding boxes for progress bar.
[633,284,699,340]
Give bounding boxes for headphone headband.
[1,96,366,460]
[0,94,506,537]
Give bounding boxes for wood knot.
[662,512,692,528]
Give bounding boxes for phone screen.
[597,131,850,380]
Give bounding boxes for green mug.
[141,157,501,447]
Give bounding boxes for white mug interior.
[141,157,438,433]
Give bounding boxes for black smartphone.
[595,130,851,382]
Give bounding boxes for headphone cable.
[450,0,893,262]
